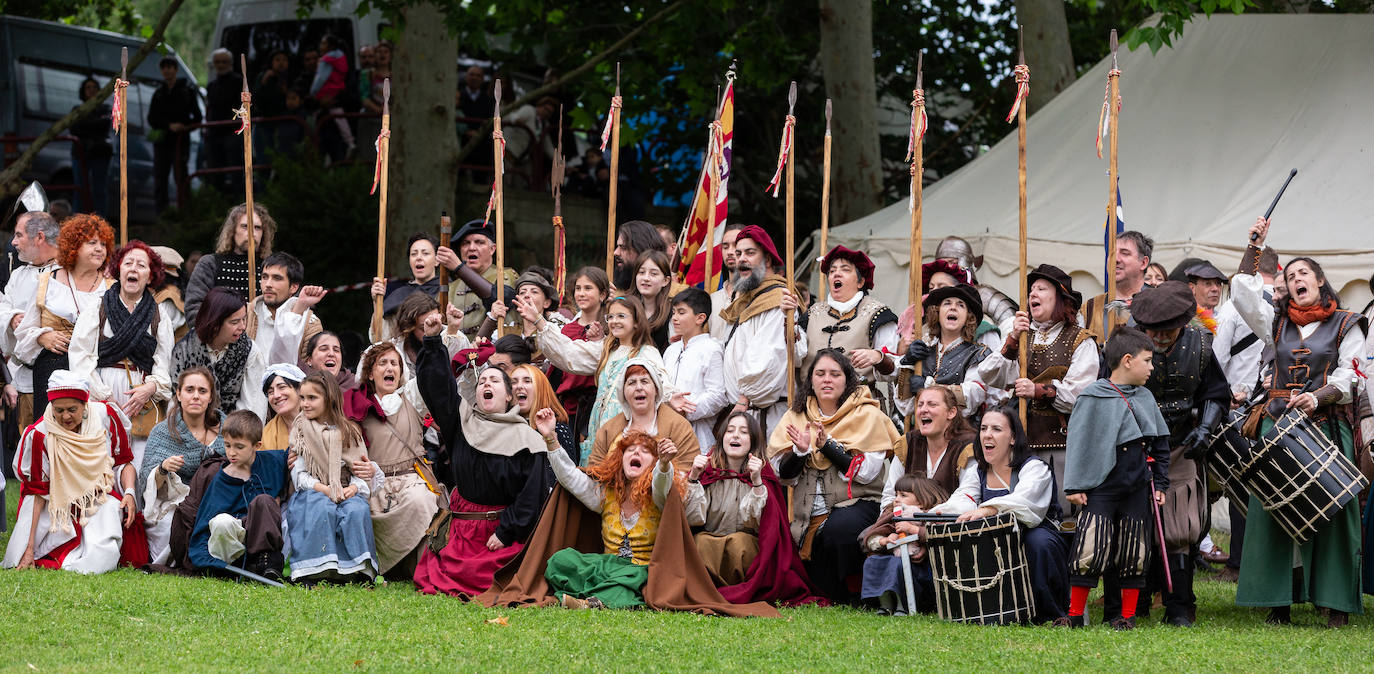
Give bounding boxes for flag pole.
[1012,33,1031,427]
[603,64,623,279]
[117,47,128,246]
[438,211,451,317]
[1103,30,1121,337]
[239,54,257,301]
[493,79,506,334]
[370,79,391,340]
[818,98,832,299]
[552,105,568,304]
[784,81,798,403]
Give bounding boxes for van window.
[19,60,149,133]
[220,19,355,82]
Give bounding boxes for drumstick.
[1251,168,1298,242]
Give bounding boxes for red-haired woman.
[69,240,176,471]
[16,213,114,406]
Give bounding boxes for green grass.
[3,482,1372,672]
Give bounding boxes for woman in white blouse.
[933,405,1069,624]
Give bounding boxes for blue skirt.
[861,554,933,612]
[283,489,378,581]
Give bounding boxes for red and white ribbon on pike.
[232,105,250,135]
[369,129,390,195]
[482,129,508,226]
[599,95,622,152]
[905,89,927,164]
[764,115,796,197]
[111,79,129,132]
[1096,68,1122,159]
[552,215,567,303]
[1005,64,1029,123]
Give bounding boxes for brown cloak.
[476,482,779,617]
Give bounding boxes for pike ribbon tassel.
[764,115,795,197]
[232,105,250,135]
[905,89,927,163]
[552,215,567,303]
[599,96,622,152]
[1005,64,1029,123]
[111,79,129,131]
[369,129,390,195]
[482,130,508,226]
[1095,68,1122,159]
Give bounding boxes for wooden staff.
[907,55,926,377]
[818,98,832,299]
[240,54,257,301]
[1104,30,1121,335]
[438,211,451,316]
[604,63,622,278]
[118,47,128,246]
[1014,38,1030,426]
[493,79,506,328]
[784,81,798,403]
[552,106,567,303]
[369,79,392,340]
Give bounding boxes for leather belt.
[451,510,502,521]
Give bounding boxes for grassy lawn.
[3,482,1372,672]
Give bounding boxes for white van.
[212,0,386,77]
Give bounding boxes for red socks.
[1068,585,1091,617]
[1120,588,1140,620]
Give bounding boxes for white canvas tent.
[811,15,1374,313]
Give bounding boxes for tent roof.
[816,14,1374,312]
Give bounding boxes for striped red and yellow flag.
[679,80,733,289]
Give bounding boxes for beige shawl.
[459,397,548,458]
[291,416,366,501]
[43,402,115,533]
[766,386,907,470]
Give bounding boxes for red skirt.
[413,491,523,598]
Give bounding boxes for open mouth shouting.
[918,411,935,432]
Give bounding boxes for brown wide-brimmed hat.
[1131,280,1197,331]
[923,283,984,326]
[1026,264,1082,311]
[1185,261,1229,284]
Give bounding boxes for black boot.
[247,551,285,583]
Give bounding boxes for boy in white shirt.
[663,288,729,453]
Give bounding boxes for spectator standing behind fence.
[147,57,201,214]
[310,33,356,159]
[204,49,245,193]
[357,42,392,164]
[70,77,113,217]
[252,50,292,155]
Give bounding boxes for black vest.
[1146,326,1212,440]
[1266,309,1363,421]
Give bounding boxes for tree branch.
[0,0,188,199]
[453,0,687,167]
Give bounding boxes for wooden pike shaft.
[494,79,506,321]
[240,54,257,301]
[1017,49,1029,426]
[819,99,832,298]
[704,147,717,290]
[908,56,926,382]
[371,78,392,340]
[119,47,128,246]
[1105,30,1121,335]
[438,212,451,316]
[784,82,797,403]
[605,64,622,278]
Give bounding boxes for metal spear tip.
[1018,27,1025,65]
[121,47,128,74]
[916,52,923,90]
[825,99,832,123]
[1110,29,1118,52]
[615,62,621,95]
[787,81,797,112]
[382,78,390,113]
[493,78,502,107]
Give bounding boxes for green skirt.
[545,549,650,609]
[1235,418,1363,614]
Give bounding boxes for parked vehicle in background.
[214,0,385,78]
[0,14,201,223]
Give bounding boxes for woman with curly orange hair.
[16,213,114,405]
[541,424,685,608]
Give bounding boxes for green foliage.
[1070,0,1255,53]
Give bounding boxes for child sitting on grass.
[540,419,682,609]
[858,475,950,616]
[1062,327,1170,630]
[188,410,290,581]
[282,371,379,584]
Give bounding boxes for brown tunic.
[362,400,441,573]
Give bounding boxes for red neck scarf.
[1287,299,1337,327]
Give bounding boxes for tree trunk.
[817,0,883,225]
[387,2,459,271]
[1015,0,1076,112]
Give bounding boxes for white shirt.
[1233,272,1363,406]
[662,333,729,453]
[981,320,1100,414]
[720,306,807,434]
[251,296,316,367]
[1,262,57,390]
[14,272,105,364]
[1212,283,1272,396]
[934,459,1055,528]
